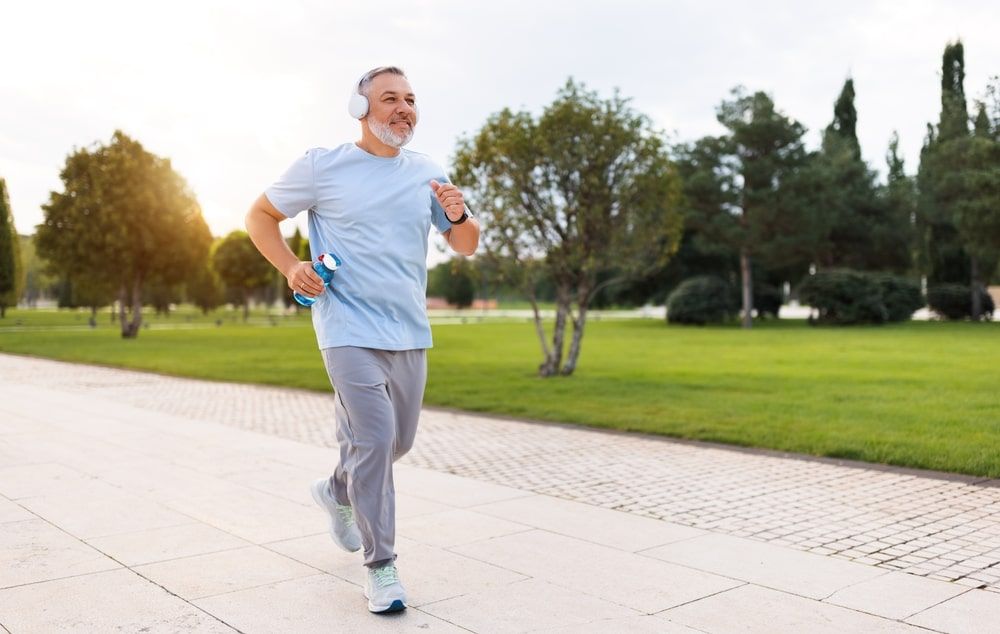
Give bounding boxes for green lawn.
[2,307,999,477]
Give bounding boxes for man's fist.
[430,180,466,222]
[285,261,325,298]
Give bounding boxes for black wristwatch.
[449,206,471,225]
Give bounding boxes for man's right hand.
[285,261,326,298]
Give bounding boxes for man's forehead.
[371,74,415,97]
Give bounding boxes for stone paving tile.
[419,577,640,633]
[3,352,1000,597]
[905,588,1000,633]
[451,529,742,613]
[0,568,238,633]
[664,583,928,633]
[194,573,466,633]
[0,518,122,588]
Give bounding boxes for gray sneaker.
[365,562,407,613]
[309,477,361,552]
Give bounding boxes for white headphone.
[347,68,419,122]
[347,71,371,119]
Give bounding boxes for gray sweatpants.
[320,346,426,568]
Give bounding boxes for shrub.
[799,269,888,325]
[927,284,995,320]
[666,276,735,325]
[752,283,783,319]
[872,274,924,322]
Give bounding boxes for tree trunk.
[526,285,551,363]
[539,288,569,377]
[242,290,250,322]
[561,309,588,376]
[971,256,982,321]
[118,285,129,335]
[740,247,753,329]
[120,279,143,338]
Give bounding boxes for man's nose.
[397,102,416,116]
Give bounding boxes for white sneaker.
[309,478,361,552]
[364,562,407,613]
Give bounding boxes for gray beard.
[368,119,414,148]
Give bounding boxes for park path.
[1,351,999,632]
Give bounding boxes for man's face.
[364,73,417,147]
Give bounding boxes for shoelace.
[336,504,356,528]
[372,564,399,588]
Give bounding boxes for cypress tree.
[939,42,969,142]
[0,178,23,318]
[825,78,861,160]
[918,41,972,285]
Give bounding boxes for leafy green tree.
[882,132,919,275]
[917,42,973,287]
[679,88,809,329]
[428,258,476,307]
[186,258,224,315]
[936,103,1000,318]
[19,234,57,307]
[453,79,683,376]
[212,231,273,321]
[919,43,1000,319]
[36,131,212,337]
[814,80,910,273]
[0,179,25,317]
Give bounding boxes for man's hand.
[284,261,326,298]
[430,180,466,222]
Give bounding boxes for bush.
[873,274,924,322]
[667,276,735,325]
[927,284,995,320]
[799,269,888,325]
[752,283,783,319]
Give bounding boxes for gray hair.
[358,66,407,98]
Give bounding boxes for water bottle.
[293,253,342,307]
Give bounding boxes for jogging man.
[245,66,479,613]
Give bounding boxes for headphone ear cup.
[348,92,369,119]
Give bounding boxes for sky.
[3,0,999,264]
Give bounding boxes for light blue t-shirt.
[265,143,455,351]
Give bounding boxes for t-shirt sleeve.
[264,150,317,219]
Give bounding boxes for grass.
[2,307,999,477]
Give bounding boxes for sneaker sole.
[369,599,406,614]
[309,480,361,553]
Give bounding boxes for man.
[245,66,479,613]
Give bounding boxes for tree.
[814,80,910,273]
[212,231,274,321]
[877,132,918,274]
[679,88,809,328]
[917,42,973,287]
[919,42,1000,319]
[19,234,57,307]
[938,102,1000,318]
[36,131,212,337]
[0,179,25,317]
[186,259,224,314]
[430,257,476,308]
[453,79,683,376]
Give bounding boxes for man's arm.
[245,194,324,297]
[443,217,481,257]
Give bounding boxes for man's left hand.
[430,180,466,222]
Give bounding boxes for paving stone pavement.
[2,351,1000,599]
